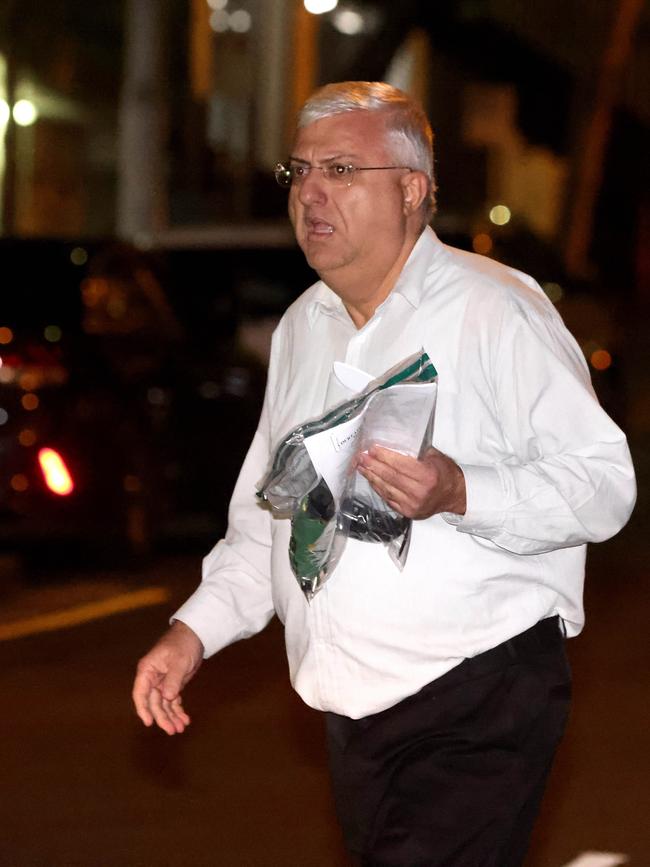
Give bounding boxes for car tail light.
[38,447,74,496]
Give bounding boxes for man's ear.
[401,170,428,216]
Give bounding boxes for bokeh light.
[13,99,38,126]
[70,247,88,266]
[333,9,365,34]
[38,448,74,495]
[489,204,511,226]
[590,349,612,371]
[304,0,338,13]
[44,325,63,343]
[472,233,493,255]
[19,428,38,447]
[147,387,167,406]
[123,475,143,493]
[230,9,252,32]
[210,9,229,30]
[0,327,14,344]
[19,372,39,391]
[22,393,40,411]
[11,474,29,492]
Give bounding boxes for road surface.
[1,524,648,866]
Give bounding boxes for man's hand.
[356,445,467,519]
[132,620,204,736]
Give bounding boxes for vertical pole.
[1,3,17,235]
[253,0,291,169]
[116,0,168,241]
[286,1,319,147]
[189,0,212,101]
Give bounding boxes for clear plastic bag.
[257,351,438,599]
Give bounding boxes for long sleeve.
[172,338,280,657]
[451,290,637,555]
[164,230,638,717]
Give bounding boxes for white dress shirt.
[173,227,636,719]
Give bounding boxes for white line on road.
[561,853,630,867]
[0,586,170,641]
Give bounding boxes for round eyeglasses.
[274,162,413,189]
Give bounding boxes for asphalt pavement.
[1,518,648,866]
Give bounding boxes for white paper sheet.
[303,381,437,503]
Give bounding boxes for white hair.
[298,81,436,223]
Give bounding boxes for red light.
[38,448,74,496]
[590,349,612,371]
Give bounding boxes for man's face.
[288,111,411,291]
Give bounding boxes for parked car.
[0,235,313,568]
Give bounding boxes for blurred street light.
[12,99,37,126]
[332,9,366,35]
[489,204,512,226]
[304,0,338,14]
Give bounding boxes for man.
[133,82,636,866]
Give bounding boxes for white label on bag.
[304,410,367,502]
[304,382,437,504]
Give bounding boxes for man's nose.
[297,169,328,205]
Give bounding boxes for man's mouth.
[307,219,335,236]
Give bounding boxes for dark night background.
[0,2,648,865]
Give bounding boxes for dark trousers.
[325,617,572,867]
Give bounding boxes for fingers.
[132,623,204,735]
[357,448,427,513]
[356,445,465,518]
[132,667,157,728]
[132,654,192,735]
[364,446,426,482]
[358,465,406,510]
[171,695,191,727]
[133,669,191,735]
[148,688,191,736]
[159,667,185,703]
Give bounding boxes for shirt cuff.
[171,591,246,659]
[441,463,505,535]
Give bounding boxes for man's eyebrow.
[288,153,359,164]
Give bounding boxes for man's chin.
[302,244,345,276]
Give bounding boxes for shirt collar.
[306,281,346,329]
[390,226,444,309]
[306,227,445,328]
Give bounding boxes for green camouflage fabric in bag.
[257,351,437,599]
